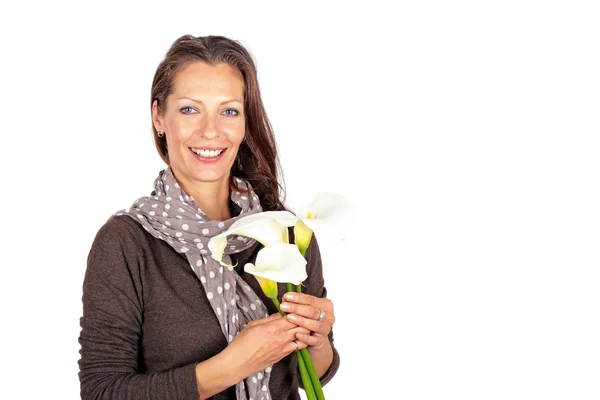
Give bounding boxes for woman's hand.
[279,292,335,350]
[224,313,309,379]
[195,313,310,399]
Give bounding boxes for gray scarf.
[116,167,273,400]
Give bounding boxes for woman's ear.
[152,100,164,134]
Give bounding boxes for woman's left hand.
[279,292,335,349]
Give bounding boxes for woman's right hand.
[224,313,309,378]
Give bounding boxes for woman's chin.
[189,170,230,184]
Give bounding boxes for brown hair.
[150,35,285,211]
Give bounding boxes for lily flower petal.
[254,276,279,299]
[225,210,299,245]
[294,219,313,257]
[230,218,290,246]
[295,192,351,240]
[208,211,297,266]
[207,235,230,267]
[228,210,297,231]
[244,243,307,285]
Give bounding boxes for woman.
[78,35,340,400]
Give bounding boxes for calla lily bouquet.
[208,193,349,400]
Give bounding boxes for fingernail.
[287,314,298,322]
[280,303,290,311]
[284,293,295,301]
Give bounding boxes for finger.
[282,327,309,354]
[247,312,282,327]
[280,302,326,322]
[280,326,310,344]
[285,313,330,335]
[254,314,304,334]
[286,326,310,338]
[282,292,318,307]
[286,339,308,354]
[270,314,303,331]
[294,326,311,335]
[295,332,324,347]
[283,293,334,316]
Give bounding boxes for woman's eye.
[180,106,196,114]
[223,108,239,116]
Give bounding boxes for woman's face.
[152,61,246,192]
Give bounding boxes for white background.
[1,1,599,399]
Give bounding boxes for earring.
[157,131,164,137]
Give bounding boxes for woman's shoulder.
[98,213,146,236]
[90,213,149,253]
[83,214,152,311]
[85,214,162,283]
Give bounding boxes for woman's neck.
[173,173,231,221]
[193,190,231,221]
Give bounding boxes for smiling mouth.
[189,147,226,158]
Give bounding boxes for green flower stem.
[270,297,286,316]
[290,283,325,399]
[300,348,325,400]
[297,349,317,400]
[286,282,294,293]
[270,296,318,399]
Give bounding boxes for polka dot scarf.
[116,167,274,400]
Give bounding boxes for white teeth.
[192,148,224,158]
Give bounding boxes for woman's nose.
[200,113,219,139]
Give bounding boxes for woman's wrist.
[195,348,247,399]
[306,339,334,378]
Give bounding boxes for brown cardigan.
[78,214,340,399]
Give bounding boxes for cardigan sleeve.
[78,216,200,400]
[297,233,341,388]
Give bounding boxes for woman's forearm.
[306,339,334,378]
[195,349,246,399]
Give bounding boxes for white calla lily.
[244,243,308,285]
[203,196,343,400]
[291,192,351,256]
[207,194,349,267]
[294,192,350,239]
[229,210,298,230]
[208,211,297,267]
[253,275,279,299]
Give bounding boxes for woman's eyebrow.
[177,96,243,105]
